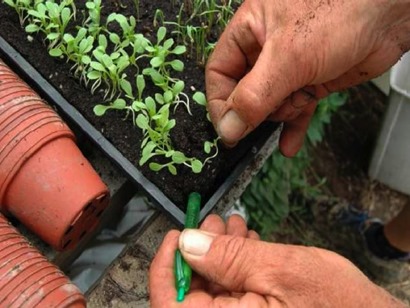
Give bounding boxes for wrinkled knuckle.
[212,237,248,288]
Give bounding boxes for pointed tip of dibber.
[177,287,185,302]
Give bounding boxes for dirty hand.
[149,214,403,307]
[206,0,410,156]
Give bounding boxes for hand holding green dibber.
[174,192,201,302]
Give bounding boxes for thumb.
[179,229,282,295]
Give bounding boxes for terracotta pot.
[0,60,110,250]
[0,213,86,307]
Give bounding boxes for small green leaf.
[109,32,120,44]
[106,12,117,24]
[82,55,91,65]
[191,160,203,173]
[155,93,164,104]
[90,61,106,72]
[168,164,177,175]
[112,98,126,109]
[172,80,184,94]
[93,104,108,116]
[87,70,101,79]
[171,45,186,55]
[172,151,186,164]
[132,101,146,111]
[49,48,62,57]
[204,141,212,154]
[163,38,174,50]
[170,59,184,71]
[136,75,145,97]
[61,7,71,25]
[140,142,157,165]
[145,97,157,116]
[86,2,95,9]
[136,114,149,129]
[164,90,173,103]
[193,92,207,106]
[165,150,175,158]
[25,24,40,33]
[63,33,74,43]
[157,26,166,43]
[150,56,163,68]
[164,119,176,131]
[98,34,108,49]
[120,79,133,97]
[47,32,60,41]
[149,162,163,172]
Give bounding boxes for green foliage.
[84,0,102,37]
[49,27,94,81]
[87,39,130,100]
[242,92,348,238]
[153,0,241,65]
[25,0,74,49]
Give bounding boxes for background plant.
[242,92,348,238]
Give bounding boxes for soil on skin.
[0,0,273,209]
[271,83,410,303]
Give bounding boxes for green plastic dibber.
[174,192,201,302]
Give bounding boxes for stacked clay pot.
[0,213,86,307]
[0,60,110,250]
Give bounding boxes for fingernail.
[179,229,215,257]
[217,110,248,144]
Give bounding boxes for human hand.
[206,0,410,156]
[149,214,403,307]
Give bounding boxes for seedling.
[141,27,186,76]
[25,0,74,49]
[49,27,94,81]
[84,0,102,37]
[3,0,39,25]
[106,12,137,47]
[87,38,130,100]
[203,137,220,164]
[133,0,140,21]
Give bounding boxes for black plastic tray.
[0,35,276,226]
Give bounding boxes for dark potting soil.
[0,1,275,210]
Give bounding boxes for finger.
[278,101,318,157]
[240,292,278,306]
[269,88,317,122]
[190,272,207,291]
[149,230,180,307]
[200,215,228,295]
[226,215,248,237]
[207,13,301,146]
[179,230,283,295]
[247,230,260,240]
[206,6,262,132]
[200,214,226,235]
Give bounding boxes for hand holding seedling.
[206,0,410,156]
[150,215,404,307]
